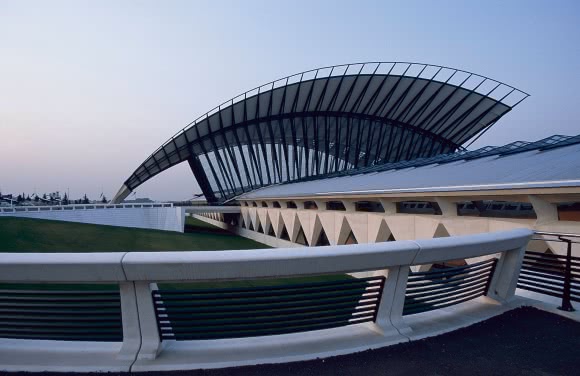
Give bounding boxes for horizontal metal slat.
[406,279,488,301]
[516,284,564,299]
[155,296,376,316]
[406,273,489,294]
[404,290,486,315]
[405,287,487,310]
[155,277,383,295]
[0,314,121,322]
[154,282,381,302]
[0,296,121,303]
[0,321,122,329]
[0,327,122,334]
[406,284,487,307]
[520,268,567,282]
[0,333,122,342]
[157,298,378,315]
[158,302,374,321]
[523,255,579,267]
[518,274,565,289]
[407,267,493,288]
[163,316,374,341]
[0,307,121,315]
[159,308,377,329]
[0,290,119,296]
[525,251,580,261]
[520,265,566,278]
[408,263,494,282]
[163,314,375,337]
[156,291,379,309]
[409,259,495,278]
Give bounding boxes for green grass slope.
[0,216,267,252]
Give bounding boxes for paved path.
[2,307,578,376]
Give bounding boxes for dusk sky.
[1,1,579,201]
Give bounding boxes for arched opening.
[326,201,346,211]
[355,201,385,213]
[304,201,318,210]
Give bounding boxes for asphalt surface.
[2,307,579,376]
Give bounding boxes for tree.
[82,194,89,204]
[26,195,31,201]
[42,193,47,200]
[101,195,108,204]
[62,193,69,205]
[34,194,39,202]
[17,194,23,203]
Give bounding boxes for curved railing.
[0,229,532,372]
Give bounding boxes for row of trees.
[1,192,107,205]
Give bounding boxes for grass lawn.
[0,216,267,252]
[0,215,349,292]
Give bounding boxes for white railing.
[0,229,533,372]
[0,202,173,214]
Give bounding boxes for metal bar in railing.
[522,231,579,312]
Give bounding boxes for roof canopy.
[114,62,528,204]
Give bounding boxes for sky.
[0,0,579,201]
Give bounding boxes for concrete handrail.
[0,229,532,283]
[0,229,534,373]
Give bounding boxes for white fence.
[0,229,532,372]
[0,203,185,233]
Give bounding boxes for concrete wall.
[0,204,185,233]
[216,203,580,257]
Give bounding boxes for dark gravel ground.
[2,307,579,376]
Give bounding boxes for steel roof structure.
[113,62,528,204]
[239,135,580,199]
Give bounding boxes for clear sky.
[1,0,579,201]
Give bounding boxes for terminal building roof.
[113,62,528,204]
[239,134,580,199]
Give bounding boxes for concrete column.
[294,200,306,210]
[341,200,356,212]
[371,266,411,337]
[487,246,526,303]
[434,197,458,217]
[379,199,397,215]
[528,195,558,224]
[135,282,163,360]
[117,282,141,361]
[313,200,326,211]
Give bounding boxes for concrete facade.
[202,196,580,257]
[0,204,185,233]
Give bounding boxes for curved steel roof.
[113,62,528,204]
[239,135,580,199]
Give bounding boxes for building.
[113,62,580,255]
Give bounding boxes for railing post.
[371,265,412,337]
[558,238,575,312]
[487,246,526,303]
[117,282,142,361]
[134,282,163,360]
